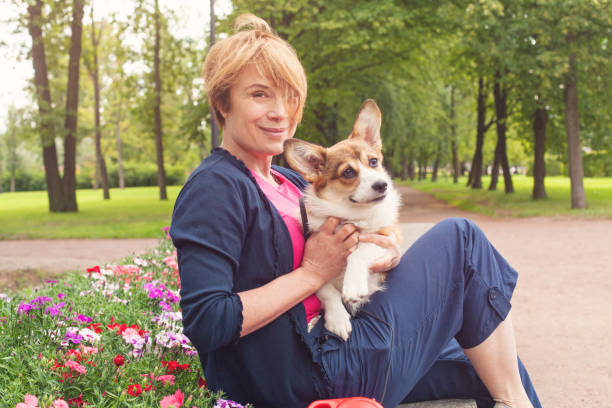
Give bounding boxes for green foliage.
[583,151,612,177]
[1,169,47,192]
[4,0,612,206]
[4,163,188,192]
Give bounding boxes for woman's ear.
[283,139,326,182]
[217,107,227,120]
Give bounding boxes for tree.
[3,108,22,193]
[152,0,167,200]
[84,2,110,199]
[532,104,548,199]
[489,72,514,193]
[26,0,85,212]
[563,35,587,208]
[449,86,460,184]
[27,0,63,210]
[467,77,494,189]
[61,0,85,211]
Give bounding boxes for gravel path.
[1,186,610,407]
[398,186,612,408]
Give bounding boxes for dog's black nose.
[372,181,387,193]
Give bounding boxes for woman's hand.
[301,217,359,287]
[359,232,401,273]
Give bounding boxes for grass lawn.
[0,186,181,239]
[402,175,612,218]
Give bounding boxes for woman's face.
[220,65,298,161]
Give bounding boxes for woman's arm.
[238,217,358,337]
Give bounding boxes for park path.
[396,186,612,408]
[1,186,611,407]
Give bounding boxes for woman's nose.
[267,97,288,120]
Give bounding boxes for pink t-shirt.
[251,168,321,322]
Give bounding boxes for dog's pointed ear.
[350,99,382,150]
[283,139,326,182]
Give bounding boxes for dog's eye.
[369,158,378,168]
[342,167,357,179]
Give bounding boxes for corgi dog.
[283,99,401,340]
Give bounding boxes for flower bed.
[0,231,249,408]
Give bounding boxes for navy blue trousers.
[316,218,541,408]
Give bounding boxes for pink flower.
[16,394,38,408]
[156,374,175,385]
[65,360,87,375]
[51,399,69,408]
[160,389,184,408]
[80,345,98,355]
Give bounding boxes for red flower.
[67,394,84,407]
[198,376,207,388]
[162,360,189,374]
[128,383,142,397]
[86,266,101,275]
[87,323,104,333]
[114,355,125,367]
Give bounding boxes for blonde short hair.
[202,14,307,128]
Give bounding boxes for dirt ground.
[1,186,610,407]
[0,238,159,291]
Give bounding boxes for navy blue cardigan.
[170,148,328,407]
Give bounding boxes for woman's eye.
[342,167,357,179]
[369,158,378,167]
[253,91,266,98]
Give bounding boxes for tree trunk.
[153,0,167,200]
[468,77,487,189]
[401,157,409,181]
[431,143,441,182]
[489,74,513,193]
[209,0,220,150]
[450,86,459,184]
[89,5,110,199]
[564,44,587,209]
[61,0,84,212]
[115,113,125,189]
[418,161,427,180]
[489,154,500,191]
[7,113,18,193]
[27,0,64,211]
[532,106,547,200]
[408,156,415,180]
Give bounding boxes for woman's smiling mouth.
[260,126,288,137]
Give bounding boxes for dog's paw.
[324,306,352,341]
[342,278,370,309]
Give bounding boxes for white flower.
[133,257,149,267]
[79,328,100,343]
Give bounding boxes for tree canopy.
[1,0,610,209]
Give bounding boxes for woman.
[170,14,541,408]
